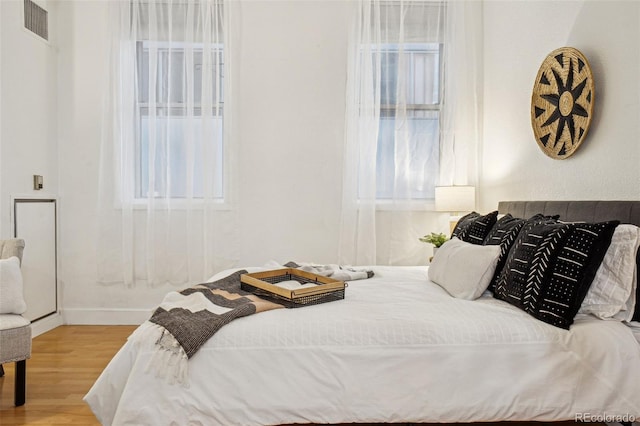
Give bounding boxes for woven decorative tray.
[240,268,346,308]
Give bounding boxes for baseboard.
[31,313,64,338]
[62,308,152,325]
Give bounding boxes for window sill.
[114,198,232,211]
[357,199,437,212]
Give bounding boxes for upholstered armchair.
[0,239,30,406]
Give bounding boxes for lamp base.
[448,214,465,235]
[449,220,457,235]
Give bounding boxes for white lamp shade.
[435,186,476,212]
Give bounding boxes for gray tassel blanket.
[147,270,285,384]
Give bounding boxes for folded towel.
[274,280,318,290]
[283,261,374,282]
[274,280,302,290]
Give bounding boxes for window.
[135,41,225,200]
[374,43,441,200]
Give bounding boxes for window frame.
[131,40,228,207]
[360,42,444,206]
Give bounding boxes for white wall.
[56,0,159,323]
[481,0,640,211]
[0,0,59,234]
[0,0,65,334]
[233,0,350,265]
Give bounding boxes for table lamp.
[435,186,476,234]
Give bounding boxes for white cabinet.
[13,199,57,322]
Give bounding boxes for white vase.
[429,246,439,264]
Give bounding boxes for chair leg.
[15,360,26,406]
[0,364,4,377]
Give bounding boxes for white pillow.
[428,238,500,300]
[0,256,26,314]
[579,224,640,321]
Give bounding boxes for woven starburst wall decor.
[531,47,595,159]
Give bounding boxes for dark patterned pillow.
[485,214,557,293]
[483,214,527,245]
[493,220,619,329]
[451,212,480,238]
[453,211,498,245]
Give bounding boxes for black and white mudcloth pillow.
[483,214,527,246]
[452,211,498,245]
[451,212,480,238]
[484,214,557,293]
[493,220,619,329]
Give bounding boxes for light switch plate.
[33,175,43,190]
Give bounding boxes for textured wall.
[480,1,640,211]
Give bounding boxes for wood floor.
[0,325,608,426]
[0,325,136,425]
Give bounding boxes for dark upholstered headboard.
[498,200,640,321]
[498,200,640,226]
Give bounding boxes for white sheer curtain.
[98,0,238,287]
[339,0,482,266]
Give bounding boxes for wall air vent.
[24,0,48,41]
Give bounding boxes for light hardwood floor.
[0,325,607,426]
[0,325,136,426]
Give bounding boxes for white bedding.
[85,266,640,426]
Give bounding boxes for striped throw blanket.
[147,270,284,384]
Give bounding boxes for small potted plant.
[419,232,448,255]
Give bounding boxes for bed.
[85,201,640,426]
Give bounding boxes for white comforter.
[85,266,640,425]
